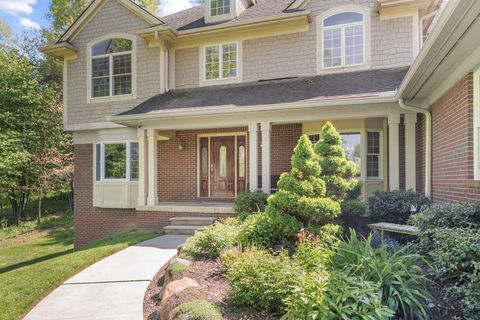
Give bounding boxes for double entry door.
[199,135,247,198]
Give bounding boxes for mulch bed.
[143,258,274,320]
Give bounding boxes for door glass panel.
[220,146,227,178]
[238,145,245,178]
[201,147,208,177]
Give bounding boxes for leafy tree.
[314,122,362,202]
[0,50,70,224]
[268,135,341,225]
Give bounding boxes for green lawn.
[0,213,160,320]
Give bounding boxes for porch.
[132,109,419,210]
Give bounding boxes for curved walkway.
[24,235,189,320]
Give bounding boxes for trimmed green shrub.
[341,199,368,216]
[234,191,268,218]
[314,122,362,201]
[410,203,480,319]
[237,207,302,248]
[427,227,480,318]
[410,202,480,231]
[294,237,335,272]
[182,218,241,259]
[283,272,394,320]
[331,230,432,320]
[267,135,341,224]
[368,190,431,224]
[227,248,302,312]
[172,299,221,320]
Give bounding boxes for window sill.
[88,94,136,105]
[318,64,370,75]
[199,77,241,87]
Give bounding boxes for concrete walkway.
[24,235,189,320]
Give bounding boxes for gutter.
[399,99,431,198]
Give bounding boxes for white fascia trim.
[109,92,397,122]
[59,0,163,42]
[65,122,126,132]
[396,0,473,101]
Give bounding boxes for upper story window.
[91,38,133,98]
[204,42,238,81]
[322,11,365,68]
[210,0,230,16]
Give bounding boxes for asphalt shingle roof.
[118,67,409,116]
[161,0,297,31]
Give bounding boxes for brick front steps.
[164,217,218,235]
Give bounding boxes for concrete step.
[164,225,205,235]
[170,217,217,227]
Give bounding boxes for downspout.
[398,99,432,198]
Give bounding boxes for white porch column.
[388,112,401,191]
[249,123,259,191]
[137,128,148,206]
[404,113,417,191]
[147,129,158,206]
[261,122,271,194]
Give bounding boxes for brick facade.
[416,113,426,194]
[430,73,480,202]
[74,144,235,249]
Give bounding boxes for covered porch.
[130,105,419,210]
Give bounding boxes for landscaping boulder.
[159,277,199,320]
[164,258,191,286]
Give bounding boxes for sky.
[0,0,195,36]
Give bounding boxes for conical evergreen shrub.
[314,122,362,202]
[267,135,341,225]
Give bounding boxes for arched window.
[322,11,365,68]
[91,38,133,98]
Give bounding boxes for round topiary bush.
[267,135,341,225]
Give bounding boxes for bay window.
[204,42,238,81]
[95,142,138,182]
[91,38,133,98]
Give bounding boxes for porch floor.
[137,200,235,214]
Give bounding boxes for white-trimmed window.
[308,131,380,179]
[204,42,238,81]
[91,38,133,98]
[367,131,381,178]
[210,0,230,16]
[95,142,138,182]
[322,11,365,68]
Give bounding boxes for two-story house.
[42,0,480,249]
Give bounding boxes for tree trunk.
[37,189,43,226]
[69,178,74,211]
[9,197,20,225]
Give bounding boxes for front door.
[210,136,235,198]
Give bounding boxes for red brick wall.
[416,113,426,194]
[157,127,248,201]
[430,73,480,202]
[74,144,234,249]
[271,124,303,176]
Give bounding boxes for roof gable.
[59,0,164,43]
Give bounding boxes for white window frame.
[210,0,231,17]
[95,141,138,182]
[316,5,371,73]
[366,130,383,180]
[474,69,480,180]
[86,33,137,104]
[306,129,383,181]
[200,41,242,86]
